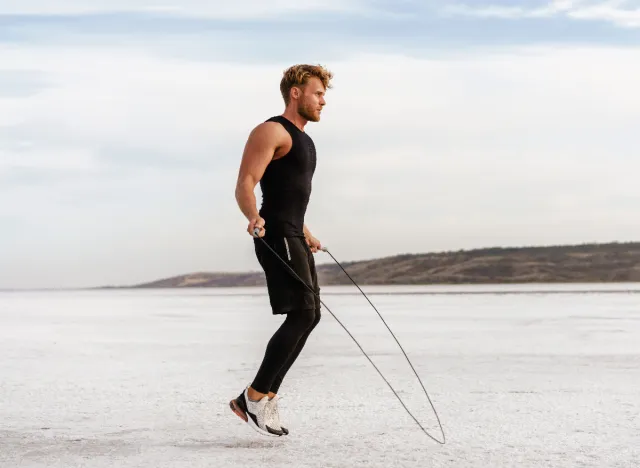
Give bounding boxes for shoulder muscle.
[237,121,288,185]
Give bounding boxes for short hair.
[280,64,333,105]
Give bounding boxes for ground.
[1,284,639,467]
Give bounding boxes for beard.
[297,101,320,122]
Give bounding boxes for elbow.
[235,177,253,202]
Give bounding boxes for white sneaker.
[230,388,284,437]
[267,395,288,435]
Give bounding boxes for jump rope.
[252,227,446,444]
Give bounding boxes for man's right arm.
[235,122,281,236]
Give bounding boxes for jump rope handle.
[253,226,327,252]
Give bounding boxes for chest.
[281,132,316,173]
[299,134,316,170]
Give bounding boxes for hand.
[248,216,265,237]
[306,234,322,253]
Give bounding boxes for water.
[1,284,639,467]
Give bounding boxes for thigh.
[254,236,316,314]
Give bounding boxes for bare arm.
[235,122,284,236]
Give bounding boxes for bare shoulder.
[245,120,292,159]
[247,121,289,146]
[237,120,291,183]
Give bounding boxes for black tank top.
[258,115,317,238]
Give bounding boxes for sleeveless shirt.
[258,115,317,238]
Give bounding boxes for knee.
[295,307,320,331]
[306,307,321,333]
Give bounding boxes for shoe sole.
[229,399,248,422]
[229,398,283,438]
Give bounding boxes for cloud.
[0,70,49,98]
[1,39,640,289]
[0,43,283,159]
[445,0,640,28]
[0,0,364,18]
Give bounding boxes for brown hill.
[128,241,640,288]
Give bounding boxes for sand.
[1,284,639,467]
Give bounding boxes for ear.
[290,86,301,100]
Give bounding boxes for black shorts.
[254,235,320,314]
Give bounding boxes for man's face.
[295,77,326,122]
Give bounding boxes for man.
[229,64,333,437]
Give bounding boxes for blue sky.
[2,0,640,289]
[2,2,640,51]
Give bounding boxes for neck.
[281,107,307,131]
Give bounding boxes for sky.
[1,0,640,289]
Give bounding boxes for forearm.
[303,223,312,238]
[235,181,260,221]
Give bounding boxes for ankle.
[247,386,267,401]
[268,392,277,399]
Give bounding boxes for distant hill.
[127,241,640,288]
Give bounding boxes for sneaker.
[267,395,288,435]
[229,388,284,437]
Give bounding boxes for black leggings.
[251,307,321,395]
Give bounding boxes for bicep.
[237,123,280,187]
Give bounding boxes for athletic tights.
[251,307,321,395]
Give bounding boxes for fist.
[306,234,322,253]
[248,216,265,237]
